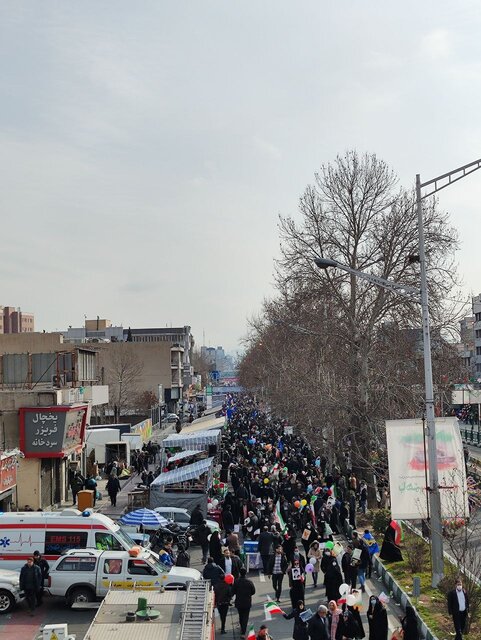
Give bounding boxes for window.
[103,559,123,574]
[173,512,189,524]
[45,531,88,554]
[95,532,123,551]
[56,556,96,572]
[477,347,481,356]
[476,313,481,322]
[477,329,481,338]
[127,560,157,576]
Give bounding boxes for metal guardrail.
[460,427,481,446]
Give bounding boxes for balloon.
[248,438,254,445]
[325,541,334,550]
[305,563,314,573]
[294,500,301,509]
[224,573,235,585]
[283,467,288,474]
[346,594,356,607]
[264,478,270,484]
[262,466,268,473]
[339,583,350,596]
[307,484,313,493]
[301,499,307,507]
[309,557,317,566]
[327,489,332,496]
[212,499,219,507]
[252,458,257,464]
[207,503,214,511]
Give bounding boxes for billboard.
[386,417,468,520]
[19,406,88,458]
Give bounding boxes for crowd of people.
[171,395,412,640]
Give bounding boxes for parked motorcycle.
[150,521,190,551]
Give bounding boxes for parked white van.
[0,509,144,570]
[47,547,200,606]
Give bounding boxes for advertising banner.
[386,417,468,520]
[131,418,152,443]
[0,455,17,493]
[19,406,88,458]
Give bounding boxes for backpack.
[176,551,190,567]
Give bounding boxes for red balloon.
[224,573,234,585]
[294,500,301,509]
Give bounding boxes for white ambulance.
[0,509,145,570]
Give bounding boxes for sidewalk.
[55,422,175,519]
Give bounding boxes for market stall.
[149,456,215,513]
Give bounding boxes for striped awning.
[167,449,205,464]
[150,457,214,488]
[162,429,221,450]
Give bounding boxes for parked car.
[47,547,201,607]
[154,507,219,533]
[166,413,179,423]
[0,569,25,614]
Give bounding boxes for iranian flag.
[264,600,285,615]
[275,501,287,533]
[246,624,256,640]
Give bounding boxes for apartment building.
[0,306,34,333]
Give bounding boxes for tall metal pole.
[416,174,444,587]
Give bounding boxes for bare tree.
[437,470,481,631]
[191,348,211,385]
[107,344,144,422]
[136,390,159,416]
[239,150,462,495]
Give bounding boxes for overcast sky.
[1,2,481,351]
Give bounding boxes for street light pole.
[416,174,444,586]
[314,156,481,588]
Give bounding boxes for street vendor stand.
[149,456,215,514]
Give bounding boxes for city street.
[1,538,405,640]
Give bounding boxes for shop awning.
[162,429,221,451]
[150,457,215,488]
[167,449,205,464]
[182,415,225,434]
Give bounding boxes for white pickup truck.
[0,569,25,614]
[47,547,201,607]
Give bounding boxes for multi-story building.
[0,332,108,511]
[458,315,475,376]
[0,306,34,333]
[474,294,481,376]
[63,318,124,343]
[62,320,194,389]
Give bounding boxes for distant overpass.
[212,386,243,394]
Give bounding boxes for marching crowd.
[178,395,416,640]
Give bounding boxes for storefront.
[18,405,88,509]
[0,454,18,511]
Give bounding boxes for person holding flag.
[283,599,309,640]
